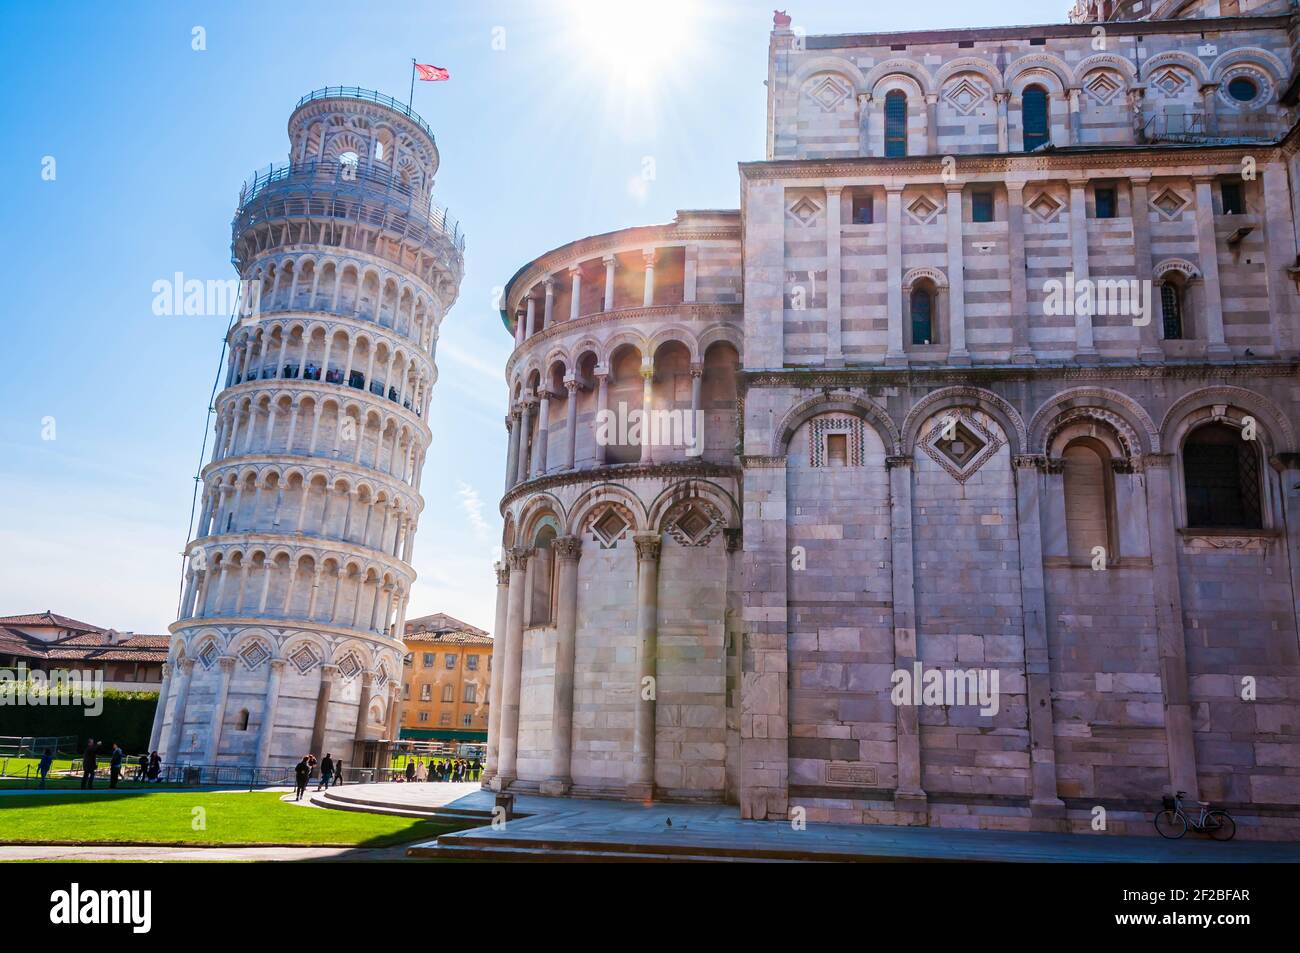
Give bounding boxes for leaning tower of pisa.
[150,88,464,773]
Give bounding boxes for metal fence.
[0,735,76,758]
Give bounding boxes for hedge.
[0,689,160,755]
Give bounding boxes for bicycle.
[1154,791,1236,840]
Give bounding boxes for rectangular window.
[462,714,473,727]
[420,684,431,701]
[422,653,434,668]
[402,683,410,700]
[1221,181,1245,215]
[826,433,848,468]
[463,684,477,704]
[418,711,429,723]
[466,655,478,671]
[441,683,454,703]
[439,712,451,726]
[884,92,908,158]
[445,654,456,669]
[851,192,873,224]
[1095,187,1117,219]
[971,191,993,223]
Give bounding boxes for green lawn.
[0,790,478,847]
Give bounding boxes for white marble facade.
[153,89,463,770]
[490,4,1300,838]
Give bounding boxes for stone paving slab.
[312,785,1300,863]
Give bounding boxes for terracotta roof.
[405,629,493,646]
[0,627,168,664]
[405,612,489,638]
[0,611,104,632]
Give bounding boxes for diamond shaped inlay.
[788,195,822,226]
[239,641,270,670]
[197,641,219,670]
[1028,192,1063,223]
[906,195,941,224]
[1153,68,1188,96]
[676,507,711,543]
[1084,71,1122,104]
[807,74,852,112]
[338,651,362,681]
[592,507,630,548]
[1152,188,1188,220]
[289,644,319,674]
[920,413,1004,483]
[944,77,988,116]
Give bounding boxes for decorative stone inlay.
[238,640,270,670]
[1179,530,1278,554]
[906,194,942,225]
[826,761,880,786]
[807,74,853,112]
[1152,187,1190,221]
[375,661,390,689]
[1152,68,1189,96]
[591,507,630,548]
[197,641,220,670]
[1083,70,1123,104]
[289,643,320,674]
[810,416,865,467]
[787,195,822,226]
[665,500,725,547]
[944,77,988,115]
[920,412,1004,483]
[1027,191,1063,223]
[337,651,362,681]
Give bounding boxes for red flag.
[415,63,450,82]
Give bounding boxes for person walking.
[80,739,97,789]
[37,748,53,789]
[135,753,148,782]
[147,751,161,783]
[404,759,416,783]
[109,743,124,788]
[294,757,311,801]
[318,753,334,792]
[415,759,428,783]
[333,759,344,786]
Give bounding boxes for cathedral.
[487,0,1300,838]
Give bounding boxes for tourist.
[37,748,53,789]
[415,759,427,782]
[108,743,124,788]
[318,753,334,791]
[471,757,481,781]
[80,739,97,789]
[135,753,148,782]
[147,751,161,783]
[307,753,318,784]
[404,759,416,783]
[333,759,344,786]
[294,756,310,801]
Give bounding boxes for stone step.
[311,788,494,822]
[406,839,797,863]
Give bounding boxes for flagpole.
[409,58,416,109]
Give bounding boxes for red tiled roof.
[0,627,168,664]
[404,612,491,645]
[0,611,104,632]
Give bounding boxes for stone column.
[1067,87,1082,144]
[639,365,655,464]
[253,659,285,768]
[504,409,521,492]
[1261,162,1297,355]
[385,683,401,742]
[147,662,174,753]
[493,547,529,788]
[309,664,339,758]
[1192,176,1230,360]
[524,294,536,338]
[885,186,906,364]
[544,277,555,327]
[1131,174,1162,360]
[569,267,582,321]
[513,308,525,347]
[594,370,609,466]
[1143,454,1200,799]
[628,533,661,800]
[541,535,582,795]
[164,659,195,760]
[683,245,698,303]
[563,378,579,469]
[857,93,872,155]
[1012,455,1065,813]
[944,185,971,364]
[1068,177,1098,361]
[925,93,939,154]
[1200,83,1219,136]
[484,562,510,782]
[515,401,532,484]
[688,364,703,458]
[825,185,844,366]
[205,656,236,764]
[532,389,551,477]
[353,671,375,750]
[602,257,615,311]
[642,249,656,307]
[995,92,1009,152]
[887,456,925,809]
[1007,182,1033,362]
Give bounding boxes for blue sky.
[0,0,1064,633]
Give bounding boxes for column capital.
[1012,453,1048,471]
[1067,176,1090,189]
[642,248,657,266]
[218,656,237,673]
[885,183,906,194]
[1141,452,1174,469]
[1199,81,1221,95]
[178,658,195,674]
[161,661,172,679]
[320,664,340,678]
[689,363,704,378]
[494,561,511,586]
[544,276,556,291]
[269,658,287,673]
[553,535,583,561]
[825,184,843,197]
[640,364,655,381]
[507,546,531,571]
[633,533,662,563]
[564,377,580,393]
[567,265,582,279]
[1192,174,1217,187]
[857,92,872,106]
[885,454,913,469]
[602,254,617,266]
[1130,172,1152,187]
[723,528,743,552]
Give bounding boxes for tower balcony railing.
[233,157,465,254]
[294,87,437,145]
[227,364,421,416]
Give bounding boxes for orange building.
[399,613,492,743]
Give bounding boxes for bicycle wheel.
[1154,809,1186,839]
[1204,811,1236,841]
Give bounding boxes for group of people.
[293,753,344,801]
[401,757,481,784]
[35,740,164,789]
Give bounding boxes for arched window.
[1062,438,1114,564]
[910,285,934,345]
[236,709,250,731]
[528,525,557,626]
[885,91,908,158]
[1184,423,1262,529]
[1160,280,1184,340]
[1022,85,1050,152]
